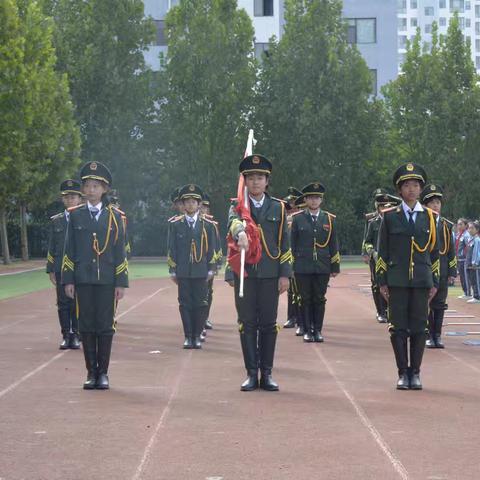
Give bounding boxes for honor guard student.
[167,184,218,349]
[62,161,129,390]
[376,163,439,391]
[290,182,340,343]
[46,179,83,350]
[228,154,292,392]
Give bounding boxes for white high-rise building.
[397,0,480,71]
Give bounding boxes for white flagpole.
[239,129,256,298]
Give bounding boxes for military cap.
[294,195,307,208]
[80,161,112,186]
[170,187,181,203]
[202,193,211,205]
[239,154,272,175]
[287,186,302,198]
[372,188,388,201]
[393,162,427,187]
[60,179,82,196]
[301,182,326,197]
[179,183,203,201]
[420,184,443,204]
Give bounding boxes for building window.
[254,43,270,60]
[466,1,471,10]
[439,17,447,26]
[425,24,432,34]
[440,0,446,7]
[476,56,480,69]
[153,20,166,46]
[399,35,408,48]
[369,69,377,96]
[410,0,417,8]
[459,17,465,29]
[254,0,273,17]
[398,17,407,31]
[476,21,480,34]
[398,0,407,14]
[450,0,465,13]
[347,18,376,44]
[425,6,434,15]
[476,5,480,18]
[466,18,471,28]
[411,18,418,27]
[476,38,480,50]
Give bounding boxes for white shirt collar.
[249,194,265,208]
[87,201,102,211]
[308,209,320,218]
[401,200,423,214]
[185,212,199,223]
[64,209,70,220]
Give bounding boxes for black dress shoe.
[183,337,193,349]
[283,318,296,328]
[59,336,70,350]
[200,329,207,342]
[205,319,213,330]
[295,326,305,336]
[435,335,445,349]
[396,373,410,390]
[260,374,279,391]
[426,337,436,348]
[240,374,258,391]
[376,314,387,324]
[83,372,97,390]
[193,337,202,349]
[96,373,109,390]
[313,331,324,343]
[69,334,81,349]
[410,374,422,390]
[303,332,314,343]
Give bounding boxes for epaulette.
[290,210,303,217]
[111,205,126,216]
[50,212,64,220]
[202,215,218,225]
[271,196,288,205]
[364,211,377,220]
[382,206,398,215]
[67,204,85,212]
[169,214,184,223]
[324,211,336,219]
[442,217,454,227]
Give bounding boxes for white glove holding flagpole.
[239,129,256,298]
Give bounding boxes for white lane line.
[0,317,35,333]
[313,346,410,480]
[131,351,192,480]
[0,285,170,400]
[0,352,68,399]
[442,350,480,374]
[0,267,43,276]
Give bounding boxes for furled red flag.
[227,131,262,277]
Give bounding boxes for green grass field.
[0,262,171,301]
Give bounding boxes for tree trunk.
[0,206,11,264]
[20,204,29,261]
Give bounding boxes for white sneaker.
[458,295,468,299]
[467,298,480,303]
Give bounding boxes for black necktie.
[408,211,415,233]
[311,215,317,223]
[187,218,194,229]
[90,207,99,221]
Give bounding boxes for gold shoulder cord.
[92,207,119,279]
[190,221,209,263]
[258,201,285,260]
[314,213,333,260]
[408,208,436,279]
[439,220,450,256]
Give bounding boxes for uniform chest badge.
[323,224,330,231]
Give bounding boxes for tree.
[0,0,26,263]
[157,0,256,227]
[382,16,480,219]
[255,0,383,253]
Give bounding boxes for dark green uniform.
[377,165,439,390]
[167,211,217,348]
[229,193,292,388]
[47,210,79,346]
[363,215,388,321]
[291,207,340,341]
[62,161,128,390]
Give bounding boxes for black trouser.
[429,282,448,338]
[458,259,469,296]
[55,272,78,335]
[388,287,429,375]
[206,277,214,319]
[177,278,209,338]
[76,284,116,336]
[234,276,279,374]
[467,268,479,299]
[295,273,329,333]
[369,259,387,317]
